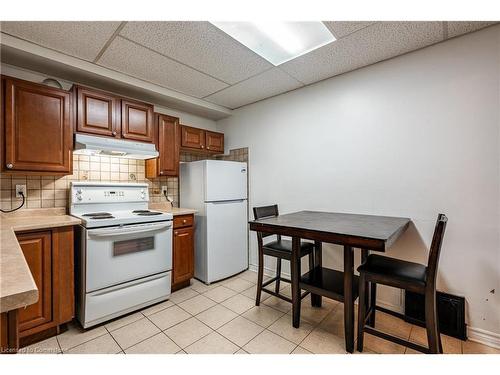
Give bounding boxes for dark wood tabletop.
[249,210,410,251]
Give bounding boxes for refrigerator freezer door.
[204,200,248,283]
[205,160,247,202]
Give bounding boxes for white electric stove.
[70,182,173,328]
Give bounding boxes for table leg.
[343,245,354,353]
[361,249,373,327]
[311,241,322,307]
[291,236,301,328]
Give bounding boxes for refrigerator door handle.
[206,199,246,204]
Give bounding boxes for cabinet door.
[16,231,53,333]
[3,78,72,173]
[205,131,224,153]
[76,86,120,137]
[121,99,154,142]
[157,114,179,176]
[52,227,75,324]
[172,227,194,286]
[180,125,205,150]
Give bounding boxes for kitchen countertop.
[149,203,197,216]
[0,208,81,313]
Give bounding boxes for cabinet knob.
[183,219,187,224]
[207,147,210,150]
[159,171,163,175]
[112,131,117,136]
[6,163,13,169]
[201,145,204,149]
[174,231,178,236]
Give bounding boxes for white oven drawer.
[85,221,172,292]
[81,271,171,328]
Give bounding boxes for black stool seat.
[357,254,427,291]
[356,213,448,354]
[264,239,314,258]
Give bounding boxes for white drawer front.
[82,271,171,328]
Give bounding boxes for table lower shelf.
[300,266,360,303]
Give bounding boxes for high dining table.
[249,210,410,353]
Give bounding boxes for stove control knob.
[77,195,83,201]
[77,189,82,194]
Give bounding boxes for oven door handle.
[88,222,172,237]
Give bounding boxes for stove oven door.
[85,221,173,292]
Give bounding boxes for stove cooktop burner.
[132,210,163,216]
[90,215,115,219]
[82,212,112,217]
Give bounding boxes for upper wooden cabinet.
[2,77,72,174]
[76,86,120,137]
[146,114,179,178]
[75,85,154,143]
[181,125,206,150]
[205,131,224,153]
[180,125,224,153]
[121,99,154,142]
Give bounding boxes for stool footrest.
[261,287,309,303]
[363,326,430,354]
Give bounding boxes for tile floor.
[18,270,500,355]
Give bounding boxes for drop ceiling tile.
[323,21,377,38]
[204,68,303,109]
[97,36,228,98]
[0,21,121,61]
[120,21,272,84]
[447,21,498,38]
[281,21,444,85]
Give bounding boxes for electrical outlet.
[15,184,27,198]
[161,186,168,196]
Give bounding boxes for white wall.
[217,25,500,338]
[0,63,217,131]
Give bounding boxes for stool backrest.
[426,213,448,289]
[253,204,280,240]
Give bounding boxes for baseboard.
[248,263,500,350]
[467,326,500,349]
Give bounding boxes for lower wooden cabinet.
[15,226,75,346]
[17,231,53,333]
[172,214,194,291]
[0,310,19,354]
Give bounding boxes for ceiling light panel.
[210,21,336,66]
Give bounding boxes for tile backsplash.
[0,147,248,212]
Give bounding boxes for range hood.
[74,134,159,159]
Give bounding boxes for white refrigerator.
[180,160,248,284]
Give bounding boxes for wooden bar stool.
[356,214,448,354]
[253,205,314,305]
